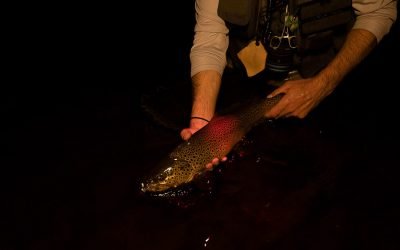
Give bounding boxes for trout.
[140,93,284,194]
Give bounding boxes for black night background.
[2,2,399,250]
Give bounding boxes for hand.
[180,117,228,169]
[180,118,208,141]
[266,76,335,119]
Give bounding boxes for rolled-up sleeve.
[352,0,397,43]
[190,0,230,77]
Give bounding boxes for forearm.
[191,70,222,121]
[316,29,377,93]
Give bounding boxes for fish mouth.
[140,181,173,193]
[138,182,199,209]
[138,167,219,209]
[141,182,194,199]
[140,157,193,193]
[140,167,217,195]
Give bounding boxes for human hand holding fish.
[266,76,335,119]
[180,117,228,169]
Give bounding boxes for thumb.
[180,129,193,141]
[267,85,288,98]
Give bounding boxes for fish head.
[140,156,194,193]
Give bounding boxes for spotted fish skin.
[141,93,284,193]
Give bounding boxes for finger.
[266,97,287,118]
[279,111,293,119]
[277,107,294,119]
[180,129,192,141]
[276,103,293,118]
[212,158,220,166]
[266,105,279,118]
[281,100,310,119]
[291,106,310,119]
[267,85,288,98]
[221,156,228,162]
[267,90,280,99]
[266,90,292,118]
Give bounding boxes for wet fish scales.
[141,93,284,193]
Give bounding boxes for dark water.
[2,3,400,250]
[3,67,399,250]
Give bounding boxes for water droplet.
[203,236,211,247]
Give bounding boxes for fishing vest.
[218,0,355,78]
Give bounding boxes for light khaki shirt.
[190,0,397,77]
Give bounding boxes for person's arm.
[318,0,398,91]
[316,28,376,96]
[266,0,397,119]
[180,0,230,167]
[191,70,222,122]
[181,0,229,140]
[180,70,222,140]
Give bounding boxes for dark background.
[2,2,399,250]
